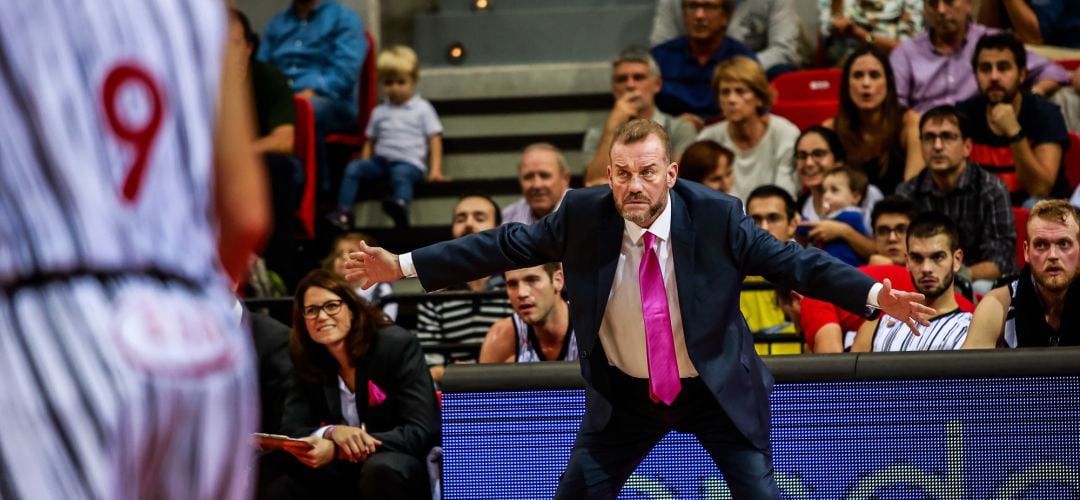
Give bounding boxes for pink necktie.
[639,232,681,405]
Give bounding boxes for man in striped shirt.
[417,194,513,384]
[852,212,972,352]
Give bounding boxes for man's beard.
[985,82,1021,103]
[617,194,662,225]
[915,270,954,302]
[1033,266,1076,293]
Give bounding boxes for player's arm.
[902,109,924,180]
[1013,140,1062,198]
[849,318,878,353]
[478,317,517,364]
[962,286,1010,349]
[215,29,270,284]
[253,123,295,156]
[812,324,846,353]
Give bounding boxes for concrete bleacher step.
[432,0,654,13]
[441,109,610,140]
[414,5,653,67]
[443,150,586,179]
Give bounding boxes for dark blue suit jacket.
[413,181,876,449]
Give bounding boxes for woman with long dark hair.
[259,269,438,500]
[824,44,921,195]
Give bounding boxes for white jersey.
[0,0,226,287]
[871,309,972,352]
[0,2,257,499]
[511,313,578,363]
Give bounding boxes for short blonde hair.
[377,45,419,81]
[711,56,774,115]
[1028,199,1080,241]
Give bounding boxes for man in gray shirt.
[583,47,696,186]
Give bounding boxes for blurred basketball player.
[0,0,269,498]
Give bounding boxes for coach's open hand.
[344,241,404,290]
[877,278,936,336]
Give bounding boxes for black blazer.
[280,325,440,458]
[245,308,294,434]
[412,180,876,450]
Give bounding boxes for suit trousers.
[555,367,780,499]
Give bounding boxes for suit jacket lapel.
[669,192,697,340]
[354,357,370,420]
[322,376,342,422]
[593,198,624,341]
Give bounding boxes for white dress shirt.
[598,194,698,378]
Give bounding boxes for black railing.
[440,347,1080,391]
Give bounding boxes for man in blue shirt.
[258,0,366,183]
[651,0,757,130]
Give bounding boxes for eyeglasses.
[919,132,962,145]
[682,1,723,13]
[751,213,788,226]
[303,300,344,319]
[874,224,908,238]
[925,0,960,8]
[795,149,831,161]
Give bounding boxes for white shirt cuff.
[312,425,331,438]
[400,252,417,278]
[867,282,883,308]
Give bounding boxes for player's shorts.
[0,272,257,500]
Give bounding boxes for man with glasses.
[651,0,757,129]
[897,104,1017,292]
[742,186,800,335]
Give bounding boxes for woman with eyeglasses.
[258,269,438,500]
[823,44,922,196]
[793,126,883,260]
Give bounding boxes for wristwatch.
[1006,128,1026,143]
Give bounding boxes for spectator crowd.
[237,1,1080,498]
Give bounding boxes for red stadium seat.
[1057,59,1080,71]
[1013,207,1029,269]
[293,96,317,240]
[1066,131,1080,190]
[325,30,378,151]
[771,101,839,131]
[769,69,841,131]
[770,68,842,103]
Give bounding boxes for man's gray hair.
[612,46,660,79]
[521,142,570,174]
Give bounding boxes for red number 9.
[101,63,166,203]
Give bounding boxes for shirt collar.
[916,161,978,194]
[386,94,420,108]
[624,192,673,245]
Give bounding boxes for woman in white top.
[697,56,801,202]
